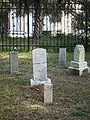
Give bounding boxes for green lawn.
[0,52,90,120]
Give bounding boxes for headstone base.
[69,61,89,76]
[70,61,88,68]
[30,78,51,86]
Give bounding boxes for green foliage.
[0,0,10,8]
[0,0,89,38]
[42,31,52,37]
[0,32,86,52]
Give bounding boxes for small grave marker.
[44,84,53,103]
[9,51,19,74]
[59,48,66,67]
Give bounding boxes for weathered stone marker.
[44,84,53,103]
[69,45,89,76]
[9,51,19,74]
[59,48,66,67]
[30,48,51,85]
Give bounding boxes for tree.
[0,0,10,35]
[10,0,46,38]
[4,0,89,37]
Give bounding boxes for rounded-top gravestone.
[69,44,89,76]
[74,45,85,62]
[33,48,46,64]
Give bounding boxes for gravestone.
[9,51,19,74]
[44,84,53,103]
[74,45,85,62]
[59,48,66,67]
[69,45,89,76]
[30,48,51,85]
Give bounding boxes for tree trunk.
[33,2,43,38]
[0,11,8,36]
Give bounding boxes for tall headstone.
[69,45,89,76]
[59,48,66,67]
[9,51,19,74]
[30,48,51,85]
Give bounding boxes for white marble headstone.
[59,48,66,66]
[30,48,51,85]
[33,48,47,81]
[10,51,19,74]
[74,45,85,62]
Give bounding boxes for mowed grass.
[0,52,90,120]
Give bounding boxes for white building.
[9,4,82,37]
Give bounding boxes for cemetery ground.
[0,52,90,120]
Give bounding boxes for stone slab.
[44,84,53,103]
[9,51,19,74]
[59,48,66,66]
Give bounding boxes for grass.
[0,52,90,120]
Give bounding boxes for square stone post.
[59,48,66,67]
[9,51,19,74]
